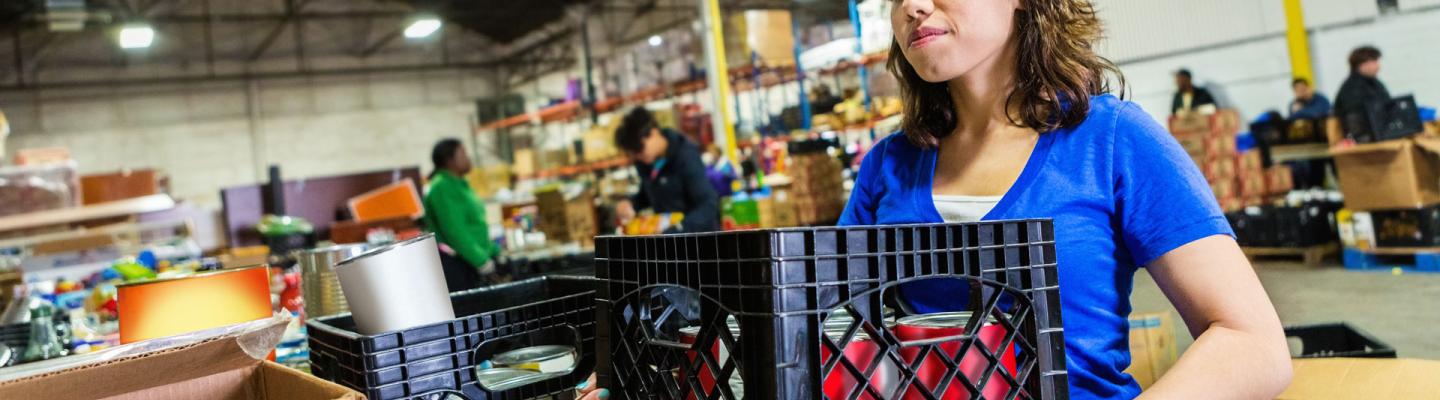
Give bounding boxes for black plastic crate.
[307,275,597,400]
[1285,322,1396,359]
[595,220,1068,400]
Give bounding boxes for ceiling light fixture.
[648,35,663,47]
[118,24,154,49]
[404,18,442,38]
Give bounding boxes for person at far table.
[1333,46,1390,116]
[423,138,500,293]
[1288,77,1332,120]
[612,107,720,233]
[1171,68,1218,115]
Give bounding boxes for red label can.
[894,312,1017,400]
[679,322,739,399]
[821,316,898,399]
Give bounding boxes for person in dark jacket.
[1172,69,1218,114]
[1289,77,1332,120]
[1333,46,1390,116]
[613,107,720,233]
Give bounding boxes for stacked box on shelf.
[594,220,1069,400]
[786,140,846,226]
[536,188,597,248]
[307,276,597,400]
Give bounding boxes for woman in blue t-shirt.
[839,0,1293,398]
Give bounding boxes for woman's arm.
[1139,235,1292,399]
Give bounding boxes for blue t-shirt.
[838,94,1232,399]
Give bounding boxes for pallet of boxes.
[1331,124,1440,273]
[1170,110,1293,212]
[1171,111,1337,264]
[535,186,597,248]
[780,140,845,226]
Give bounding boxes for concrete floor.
[1131,260,1440,359]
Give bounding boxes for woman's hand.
[1140,235,1293,399]
[615,200,636,225]
[576,373,609,400]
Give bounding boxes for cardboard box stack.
[1330,136,1440,249]
[1171,111,1293,212]
[786,149,845,226]
[535,187,597,248]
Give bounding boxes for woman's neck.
[945,39,1021,141]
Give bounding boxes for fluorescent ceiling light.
[405,18,442,38]
[648,35,663,47]
[118,25,154,49]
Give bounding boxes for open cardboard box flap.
[1279,357,1440,399]
[0,317,361,400]
[1329,136,1440,156]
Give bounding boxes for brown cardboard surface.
[1332,138,1440,210]
[1124,312,1178,389]
[0,320,360,400]
[1278,358,1440,399]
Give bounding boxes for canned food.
[678,320,741,400]
[491,345,578,374]
[821,321,898,400]
[894,312,1017,400]
[475,367,549,391]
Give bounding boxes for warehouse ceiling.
[0,0,855,89]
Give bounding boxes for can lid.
[896,312,996,328]
[475,367,546,388]
[492,345,576,366]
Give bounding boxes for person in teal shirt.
[423,138,499,292]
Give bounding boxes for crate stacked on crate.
[536,187,598,248]
[784,140,846,226]
[307,276,597,400]
[594,220,1069,400]
[1331,135,1440,273]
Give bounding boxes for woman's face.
[450,145,472,175]
[891,0,1022,83]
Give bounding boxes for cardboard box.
[1124,312,1178,389]
[1210,179,1236,199]
[1331,137,1440,210]
[0,319,361,400]
[80,169,159,205]
[1219,196,1244,212]
[535,188,596,247]
[1279,358,1440,399]
[1168,109,1242,136]
[1266,165,1295,195]
[1205,134,1238,159]
[1238,171,1267,198]
[1337,209,1377,249]
[1203,158,1236,182]
[1236,151,1263,174]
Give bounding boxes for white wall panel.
[1096,0,1285,62]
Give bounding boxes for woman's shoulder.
[1068,94,1170,141]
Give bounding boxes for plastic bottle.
[22,301,67,362]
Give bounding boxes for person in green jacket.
[423,138,500,292]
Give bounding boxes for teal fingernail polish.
[597,389,611,399]
[575,380,589,390]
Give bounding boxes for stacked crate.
[786,141,845,226]
[1171,111,1292,212]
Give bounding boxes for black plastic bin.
[1285,322,1396,359]
[595,220,1068,400]
[307,275,598,400]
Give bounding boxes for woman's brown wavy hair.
[887,0,1124,148]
